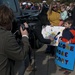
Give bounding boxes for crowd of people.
[0,0,75,75]
[0,5,29,75]
[46,1,75,75]
[19,1,42,10]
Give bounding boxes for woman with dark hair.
[34,3,53,44]
[0,5,29,75]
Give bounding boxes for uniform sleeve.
[4,32,29,61]
[70,29,75,44]
[35,24,51,44]
[70,37,75,43]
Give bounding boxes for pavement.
[24,44,75,75]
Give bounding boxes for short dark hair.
[64,18,73,24]
[0,4,14,30]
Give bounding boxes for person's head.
[49,2,58,13]
[69,2,75,10]
[64,18,73,28]
[56,0,60,6]
[52,3,58,12]
[61,5,66,12]
[0,4,14,30]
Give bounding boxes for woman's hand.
[66,40,71,45]
[49,36,54,41]
[20,22,28,36]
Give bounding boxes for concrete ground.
[24,44,75,75]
